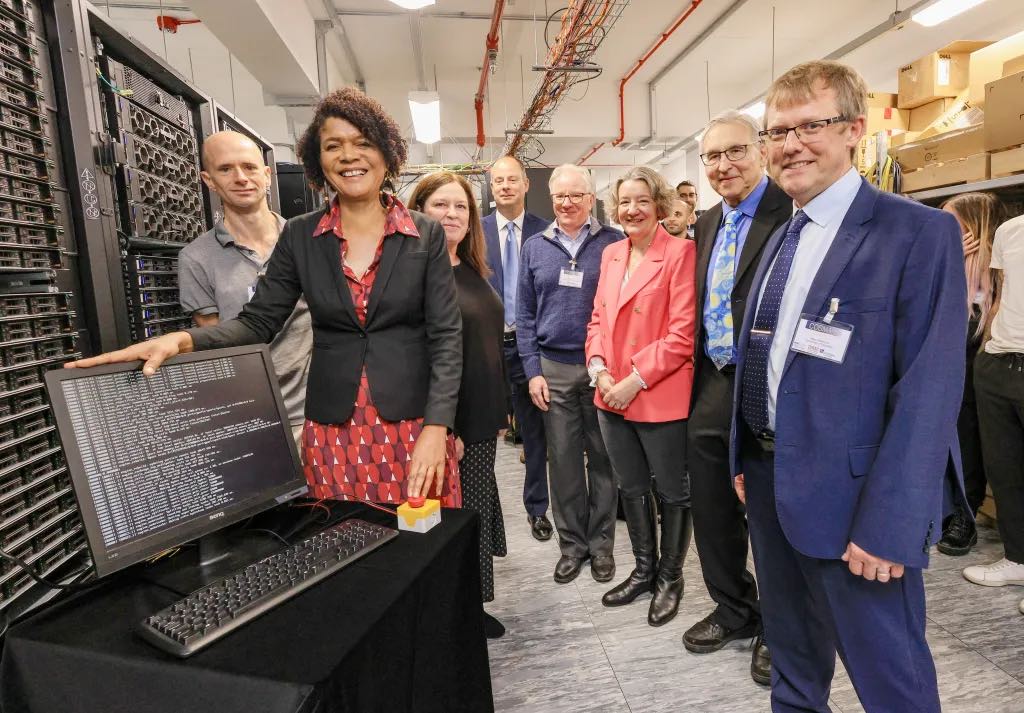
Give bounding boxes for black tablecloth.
[0,505,493,713]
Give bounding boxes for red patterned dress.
[300,196,461,507]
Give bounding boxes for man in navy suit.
[731,61,967,712]
[484,155,553,541]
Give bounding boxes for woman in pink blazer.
[586,166,697,627]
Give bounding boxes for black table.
[0,504,493,713]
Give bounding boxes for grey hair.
[699,110,763,151]
[548,163,595,194]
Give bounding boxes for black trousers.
[597,409,690,505]
[974,350,1024,562]
[959,348,986,515]
[687,356,760,630]
[504,338,549,517]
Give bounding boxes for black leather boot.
[648,502,692,626]
[602,492,658,607]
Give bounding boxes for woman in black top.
[410,171,508,638]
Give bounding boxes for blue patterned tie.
[705,209,742,369]
[503,222,518,327]
[740,210,811,435]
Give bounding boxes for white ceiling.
[102,0,1024,169]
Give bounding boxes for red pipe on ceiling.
[611,0,703,146]
[475,0,506,149]
[577,142,604,165]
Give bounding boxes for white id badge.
[558,267,584,288]
[247,283,258,302]
[790,313,854,364]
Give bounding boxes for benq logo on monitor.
[209,511,225,521]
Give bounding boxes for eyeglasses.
[699,143,757,166]
[552,192,589,204]
[758,116,848,144]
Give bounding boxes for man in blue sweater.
[518,164,623,584]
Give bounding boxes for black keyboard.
[136,519,398,657]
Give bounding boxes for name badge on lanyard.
[789,298,854,364]
[558,259,584,289]
[247,268,267,302]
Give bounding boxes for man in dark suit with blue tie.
[484,155,553,541]
[731,61,968,712]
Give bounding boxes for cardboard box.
[969,31,1024,107]
[917,90,983,139]
[866,92,897,108]
[983,71,1024,152]
[901,154,989,193]
[990,146,1024,177]
[890,125,986,171]
[1004,54,1024,76]
[898,41,990,109]
[889,131,921,148]
[908,98,954,132]
[866,106,909,134]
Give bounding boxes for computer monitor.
[44,345,308,578]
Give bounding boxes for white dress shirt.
[755,167,862,430]
[986,214,1024,354]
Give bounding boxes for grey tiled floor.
[486,441,1024,713]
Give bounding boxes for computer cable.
[0,547,94,591]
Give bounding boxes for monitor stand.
[137,529,284,597]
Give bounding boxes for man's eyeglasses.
[552,192,589,204]
[699,144,757,166]
[758,116,848,144]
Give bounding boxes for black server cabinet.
[276,161,322,219]
[0,0,92,614]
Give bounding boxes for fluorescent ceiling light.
[408,91,441,144]
[912,0,988,27]
[742,101,766,119]
[389,0,435,9]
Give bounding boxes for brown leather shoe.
[591,555,616,583]
[554,555,583,584]
[751,633,771,685]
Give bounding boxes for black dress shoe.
[750,633,771,686]
[591,555,616,583]
[528,514,553,541]
[483,611,506,639]
[937,507,978,556]
[682,613,760,653]
[554,555,583,583]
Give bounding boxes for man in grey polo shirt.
[178,131,311,444]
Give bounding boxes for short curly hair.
[297,87,408,192]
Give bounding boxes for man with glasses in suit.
[683,111,790,685]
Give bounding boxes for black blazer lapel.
[364,232,406,325]
[735,180,791,286]
[321,233,360,327]
[694,203,722,313]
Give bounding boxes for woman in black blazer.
[69,88,463,505]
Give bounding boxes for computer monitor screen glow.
[44,346,307,577]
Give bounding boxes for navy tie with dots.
[740,210,811,436]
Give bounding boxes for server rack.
[0,0,91,614]
[208,102,280,218]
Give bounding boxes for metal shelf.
[905,174,1024,202]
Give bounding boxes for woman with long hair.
[409,172,508,637]
[939,191,1005,555]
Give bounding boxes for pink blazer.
[586,226,696,422]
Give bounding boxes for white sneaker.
[1019,598,1024,615]
[963,558,1024,587]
